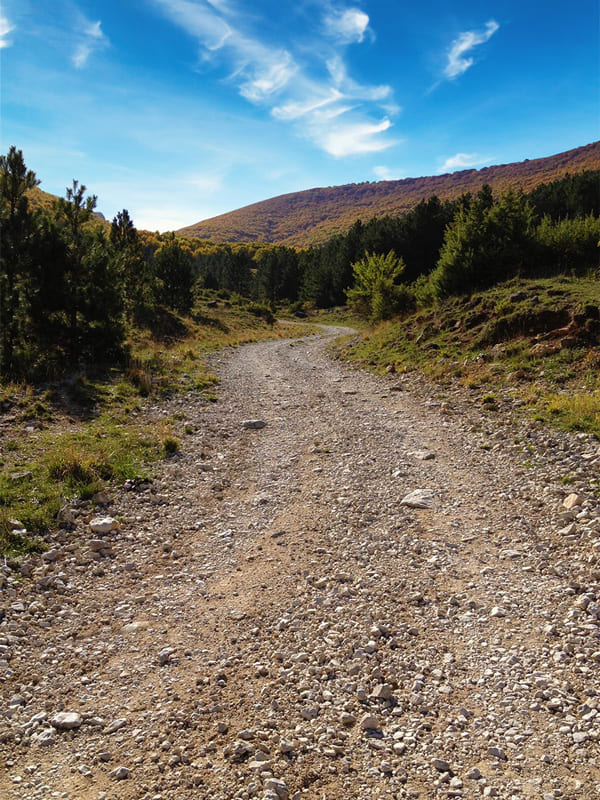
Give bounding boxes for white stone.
[264,778,289,800]
[371,683,394,701]
[50,712,82,730]
[89,517,120,534]
[110,766,131,780]
[359,713,381,731]
[400,489,435,509]
[563,493,583,509]
[243,419,267,430]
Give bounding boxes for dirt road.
[1,327,599,799]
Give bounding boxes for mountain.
[27,186,108,225]
[177,142,600,247]
[28,185,61,213]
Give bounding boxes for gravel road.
[1,326,599,800]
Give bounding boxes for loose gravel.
[1,327,599,800]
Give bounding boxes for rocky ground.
[1,326,599,800]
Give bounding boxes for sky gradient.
[1,0,598,231]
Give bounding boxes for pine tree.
[0,147,39,374]
[346,251,406,322]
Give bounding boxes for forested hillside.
[178,142,600,246]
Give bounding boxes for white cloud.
[326,55,391,102]
[444,20,499,79]
[373,165,397,181]
[0,14,14,48]
[153,0,395,157]
[324,7,370,44]
[239,51,297,101]
[153,0,231,50]
[272,89,343,121]
[72,18,108,68]
[205,0,232,11]
[439,152,491,172]
[318,118,393,158]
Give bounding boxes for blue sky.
[1,0,598,231]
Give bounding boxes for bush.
[346,251,407,322]
[162,436,180,456]
[245,302,275,324]
[429,189,536,299]
[533,214,600,275]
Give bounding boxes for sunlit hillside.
[178,142,600,246]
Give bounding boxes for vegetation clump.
[346,251,409,323]
[339,276,600,437]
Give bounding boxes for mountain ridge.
[178,141,600,247]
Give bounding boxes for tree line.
[1,145,599,378]
[0,147,303,379]
[303,175,599,315]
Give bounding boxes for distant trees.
[528,170,600,220]
[534,214,600,274]
[427,188,536,298]
[153,240,194,314]
[252,246,300,306]
[299,197,460,307]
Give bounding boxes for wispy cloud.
[272,89,344,121]
[0,14,15,48]
[319,118,393,158]
[373,165,400,181]
[239,50,297,101]
[151,0,395,157]
[72,18,109,69]
[153,0,231,50]
[444,20,499,80]
[439,152,491,172]
[326,55,391,102]
[323,7,371,44]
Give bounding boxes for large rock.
[89,516,120,534]
[563,493,584,509]
[359,713,381,731]
[50,712,82,730]
[400,489,435,509]
[242,419,267,430]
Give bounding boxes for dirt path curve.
[1,326,599,800]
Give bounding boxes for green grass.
[0,301,295,556]
[540,390,600,437]
[0,413,162,551]
[338,275,600,437]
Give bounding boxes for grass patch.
[541,390,600,437]
[0,302,291,556]
[338,275,600,437]
[162,436,180,456]
[0,414,162,545]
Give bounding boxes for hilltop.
[27,185,107,222]
[178,141,600,246]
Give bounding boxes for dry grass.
[0,303,299,555]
